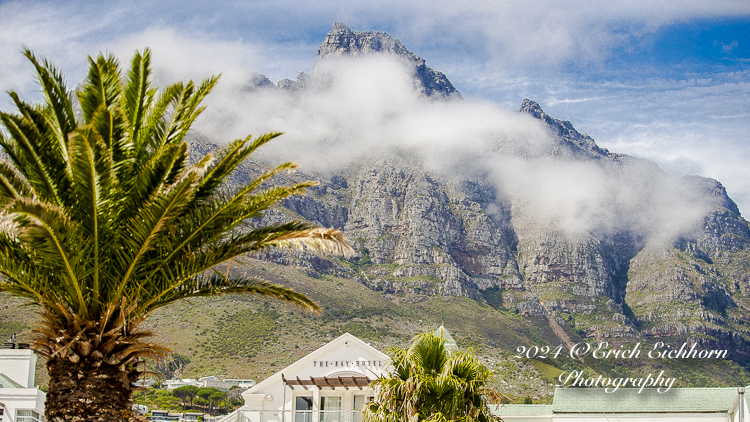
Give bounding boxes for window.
[353,395,374,422]
[16,409,43,422]
[295,396,313,422]
[319,396,341,422]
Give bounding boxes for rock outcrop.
[340,155,522,298]
[519,99,613,160]
[278,22,461,99]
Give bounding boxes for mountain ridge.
[238,23,750,364]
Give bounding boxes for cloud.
[721,40,739,54]
[471,71,750,215]
[0,0,315,109]
[196,55,552,165]
[546,97,600,106]
[189,53,713,242]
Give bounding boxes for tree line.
[134,385,244,416]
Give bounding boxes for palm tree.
[363,331,500,422]
[0,49,352,422]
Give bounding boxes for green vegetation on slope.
[3,255,750,399]
[199,309,280,358]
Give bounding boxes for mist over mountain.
[189,23,750,365]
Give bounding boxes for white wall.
[0,348,45,421]
[0,388,46,422]
[0,349,37,388]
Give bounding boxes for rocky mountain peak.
[519,99,545,118]
[315,22,461,99]
[519,98,611,160]
[317,22,410,58]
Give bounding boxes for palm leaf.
[138,83,183,153]
[194,132,283,199]
[162,76,218,146]
[22,48,76,151]
[148,274,321,314]
[0,110,66,205]
[8,198,86,311]
[123,49,154,150]
[114,171,199,298]
[67,126,116,310]
[77,54,122,122]
[0,160,32,204]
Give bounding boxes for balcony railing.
[234,410,364,422]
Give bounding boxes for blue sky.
[0,0,749,214]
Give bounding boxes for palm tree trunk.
[45,357,136,422]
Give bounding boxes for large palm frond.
[0,46,355,422]
[0,47,352,373]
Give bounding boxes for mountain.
[3,22,750,395]
[256,23,750,363]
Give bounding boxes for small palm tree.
[0,49,352,421]
[364,332,500,422]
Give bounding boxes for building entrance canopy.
[282,375,373,390]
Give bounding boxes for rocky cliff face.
[340,155,522,298]
[193,23,750,364]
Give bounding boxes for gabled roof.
[552,387,738,413]
[248,333,390,393]
[0,372,23,388]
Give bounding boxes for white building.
[223,379,255,389]
[218,333,389,422]
[0,346,45,422]
[198,376,256,391]
[162,378,200,390]
[134,378,158,388]
[162,376,255,391]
